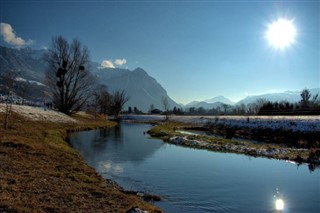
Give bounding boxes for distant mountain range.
[184,89,320,110]
[185,96,235,109]
[1,45,318,112]
[184,101,226,110]
[236,89,320,106]
[204,96,235,105]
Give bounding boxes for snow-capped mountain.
[185,96,234,109]
[236,89,320,105]
[204,96,235,105]
[184,101,225,109]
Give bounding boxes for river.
[69,122,319,212]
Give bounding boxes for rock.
[169,136,184,144]
[126,207,148,213]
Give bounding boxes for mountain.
[185,89,320,110]
[0,46,47,81]
[0,46,180,112]
[94,67,180,112]
[236,88,320,105]
[185,101,225,109]
[204,96,235,105]
[185,101,200,107]
[185,96,234,109]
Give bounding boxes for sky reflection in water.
[69,123,320,213]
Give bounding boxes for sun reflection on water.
[276,198,284,211]
[274,188,285,212]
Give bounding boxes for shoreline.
[0,105,161,212]
[146,122,320,168]
[148,124,320,170]
[127,115,320,168]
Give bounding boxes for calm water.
[69,123,320,213]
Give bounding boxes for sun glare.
[265,18,297,50]
[275,198,285,211]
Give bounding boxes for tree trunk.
[4,103,11,130]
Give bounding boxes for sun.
[265,18,297,50]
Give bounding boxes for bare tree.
[149,104,155,113]
[1,70,18,129]
[162,96,170,120]
[92,85,111,116]
[222,104,230,114]
[311,93,319,108]
[45,36,94,115]
[162,97,170,112]
[110,90,129,120]
[255,98,267,114]
[19,81,31,105]
[300,88,311,108]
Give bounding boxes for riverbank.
[122,114,320,133]
[146,121,320,167]
[121,114,320,166]
[0,105,161,212]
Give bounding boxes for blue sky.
[0,0,319,104]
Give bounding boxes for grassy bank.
[147,122,319,166]
[0,110,161,212]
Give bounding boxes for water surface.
[69,123,320,212]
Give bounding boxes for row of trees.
[90,86,129,119]
[161,103,263,116]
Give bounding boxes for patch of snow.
[122,114,320,133]
[29,80,45,86]
[0,104,77,123]
[15,77,27,82]
[15,77,45,86]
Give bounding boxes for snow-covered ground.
[121,114,320,133]
[0,104,77,123]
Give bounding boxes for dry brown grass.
[0,111,161,213]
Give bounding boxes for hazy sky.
[0,0,319,104]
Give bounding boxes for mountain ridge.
[184,89,320,109]
[91,66,180,111]
[236,88,320,106]
[204,96,235,105]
